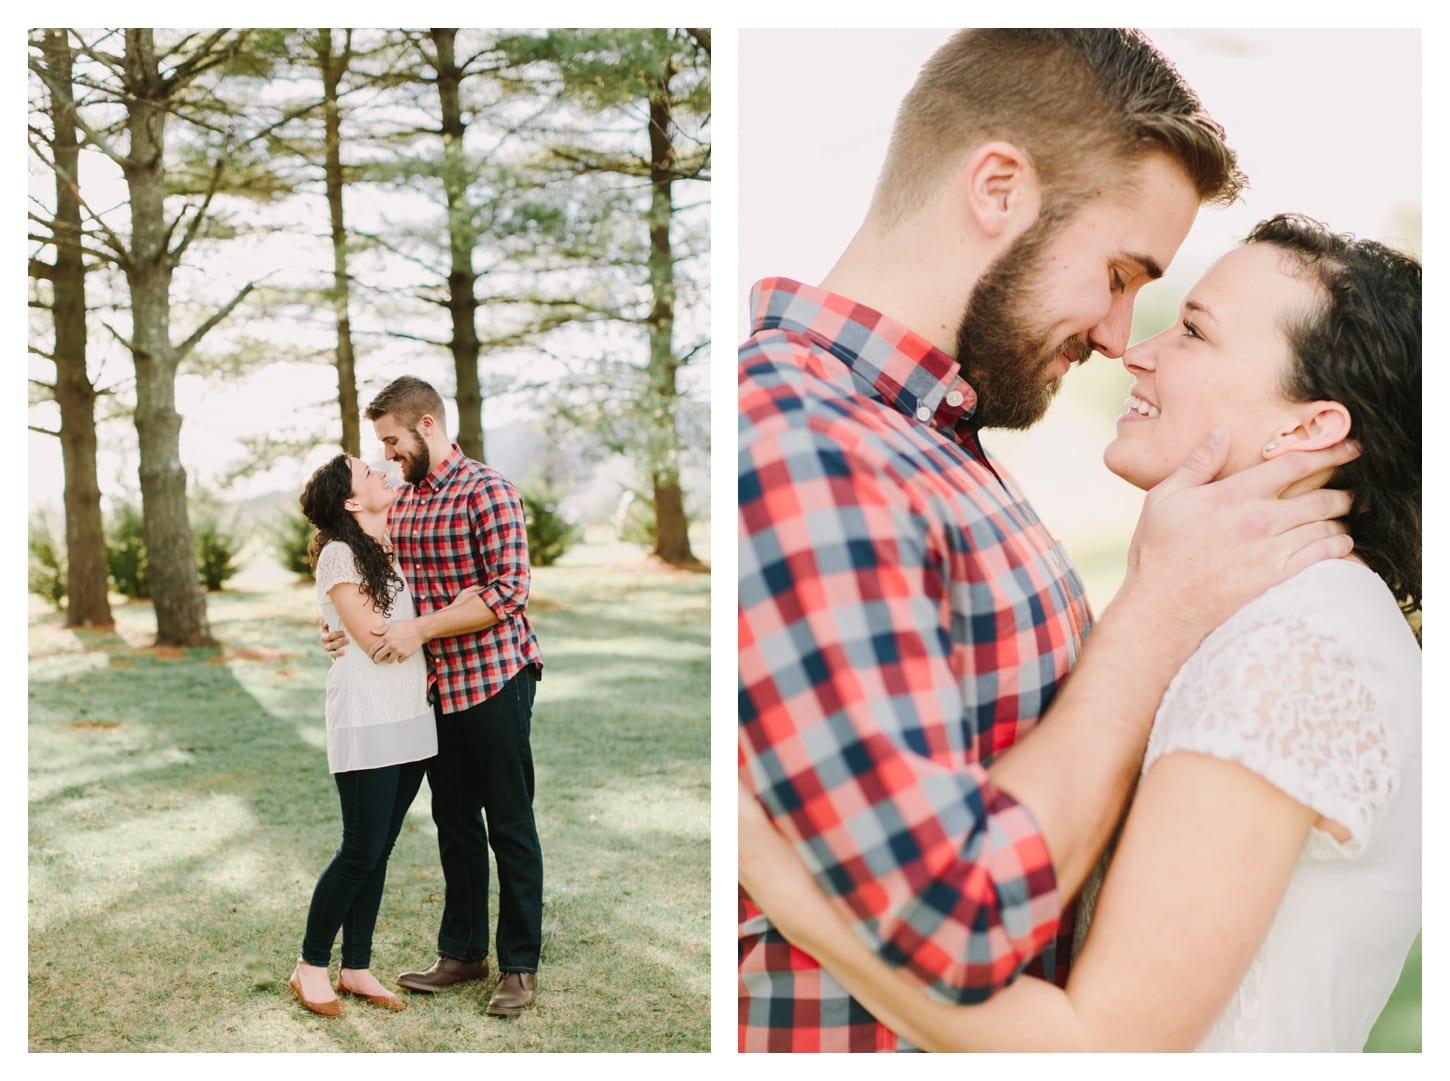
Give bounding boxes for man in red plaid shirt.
[328,376,544,1016]
[738,30,1360,1051]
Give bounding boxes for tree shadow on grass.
[28,578,711,1052]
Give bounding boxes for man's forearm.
[416,595,501,643]
[987,586,1201,898]
[997,433,1362,897]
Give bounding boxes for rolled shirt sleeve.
[739,421,1062,1004]
[470,470,532,621]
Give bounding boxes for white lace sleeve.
[1145,610,1396,859]
[314,540,363,597]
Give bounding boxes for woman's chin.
[1102,444,1160,492]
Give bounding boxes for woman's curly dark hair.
[1247,214,1421,616]
[299,454,403,614]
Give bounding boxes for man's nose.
[1088,297,1135,359]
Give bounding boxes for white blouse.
[1076,558,1421,1051]
[315,540,438,773]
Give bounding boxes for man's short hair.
[365,376,447,431]
[873,29,1246,224]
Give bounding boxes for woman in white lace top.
[737,214,1422,1051]
[288,454,441,1017]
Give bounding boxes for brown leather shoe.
[396,956,489,993]
[485,971,537,1016]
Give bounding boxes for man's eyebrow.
[1120,251,1165,281]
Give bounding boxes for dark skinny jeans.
[300,759,426,971]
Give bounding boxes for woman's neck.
[353,510,390,549]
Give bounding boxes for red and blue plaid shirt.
[390,445,542,714]
[738,278,1092,1052]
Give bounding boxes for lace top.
[1074,559,1420,1051]
[315,540,438,773]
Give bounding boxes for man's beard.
[954,209,1091,431]
[401,431,431,484]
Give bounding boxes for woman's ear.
[1262,401,1352,458]
[959,140,1040,239]
[343,496,361,513]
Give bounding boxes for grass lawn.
[27,534,710,1053]
[1365,932,1421,1053]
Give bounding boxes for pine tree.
[496,29,710,566]
[27,28,114,628]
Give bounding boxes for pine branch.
[160,29,248,93]
[382,328,450,348]
[64,32,127,79]
[174,280,258,361]
[685,29,711,56]
[100,320,139,354]
[166,158,228,263]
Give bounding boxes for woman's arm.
[740,748,1317,1051]
[327,581,391,660]
[324,585,469,660]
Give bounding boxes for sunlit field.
[27,531,709,1052]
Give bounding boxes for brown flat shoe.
[289,965,344,1018]
[396,956,489,993]
[485,972,537,1016]
[336,973,405,1011]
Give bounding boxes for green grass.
[1365,932,1421,1053]
[27,539,710,1052]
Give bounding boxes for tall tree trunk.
[645,75,695,565]
[42,28,113,629]
[431,28,484,462]
[122,29,212,647]
[319,29,360,456]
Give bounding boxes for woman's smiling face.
[1103,242,1328,490]
[347,456,397,517]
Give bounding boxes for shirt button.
[946,390,964,407]
[915,406,932,422]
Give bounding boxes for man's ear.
[1263,401,1352,457]
[959,140,1040,239]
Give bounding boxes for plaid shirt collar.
[410,443,466,495]
[749,277,979,431]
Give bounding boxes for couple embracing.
[737,30,1421,1052]
[288,376,543,1020]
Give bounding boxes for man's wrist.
[1098,577,1205,683]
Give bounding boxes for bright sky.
[739,27,1421,321]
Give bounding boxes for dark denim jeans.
[430,665,543,972]
[300,759,426,970]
